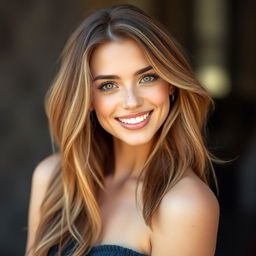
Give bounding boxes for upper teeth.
[118,112,150,124]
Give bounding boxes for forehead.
[90,38,150,76]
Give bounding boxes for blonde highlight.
[31,4,221,255]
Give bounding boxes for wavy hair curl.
[32,4,219,256]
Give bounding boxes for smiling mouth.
[116,110,153,125]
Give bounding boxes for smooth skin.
[90,38,174,180]
[26,38,220,256]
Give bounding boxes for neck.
[110,138,153,183]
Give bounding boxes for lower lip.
[116,111,153,130]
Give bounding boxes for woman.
[26,4,220,256]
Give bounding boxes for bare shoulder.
[26,154,60,255]
[33,153,60,182]
[160,169,219,214]
[30,153,61,212]
[150,169,220,256]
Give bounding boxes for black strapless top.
[48,243,148,256]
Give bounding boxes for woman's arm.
[25,154,60,256]
[151,174,220,256]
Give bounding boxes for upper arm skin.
[151,173,220,256]
[25,154,60,256]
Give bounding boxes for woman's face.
[90,38,174,146]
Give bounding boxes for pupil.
[145,76,151,81]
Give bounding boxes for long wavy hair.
[32,4,220,256]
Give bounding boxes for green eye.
[141,74,159,83]
[99,82,117,91]
[105,83,113,89]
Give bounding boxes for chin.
[118,134,154,146]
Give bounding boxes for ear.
[169,84,175,95]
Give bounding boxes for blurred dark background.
[0,0,255,255]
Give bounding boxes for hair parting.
[31,4,222,256]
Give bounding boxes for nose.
[122,87,143,109]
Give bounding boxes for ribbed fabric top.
[48,244,148,256]
[87,245,147,256]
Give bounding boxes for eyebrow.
[93,65,153,81]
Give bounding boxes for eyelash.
[97,73,159,91]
